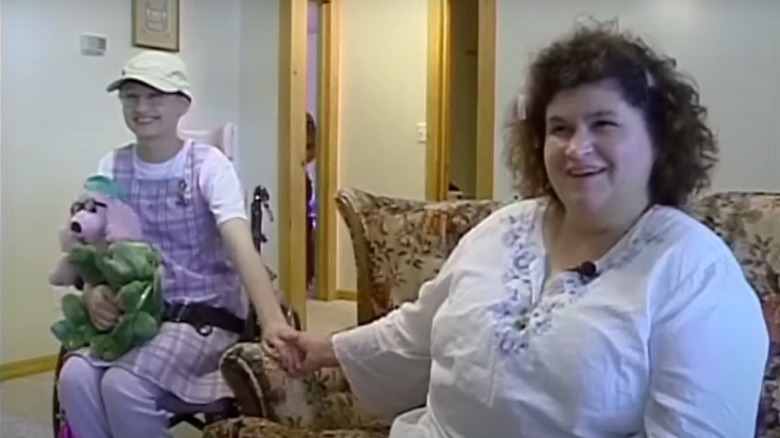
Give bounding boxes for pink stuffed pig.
[49,176,144,288]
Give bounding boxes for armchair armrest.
[219,342,273,418]
[220,302,300,416]
[220,341,387,431]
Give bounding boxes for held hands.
[262,321,304,373]
[267,328,338,377]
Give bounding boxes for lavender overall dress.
[68,141,247,405]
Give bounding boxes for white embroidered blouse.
[333,198,769,438]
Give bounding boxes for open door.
[278,0,340,324]
[312,0,340,304]
[303,0,340,304]
[278,0,309,324]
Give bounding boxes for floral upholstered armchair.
[335,188,503,326]
[687,192,780,437]
[204,189,779,438]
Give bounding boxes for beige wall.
[493,0,780,199]
[336,0,429,292]
[1,0,281,363]
[307,0,320,116]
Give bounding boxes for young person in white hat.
[57,50,300,438]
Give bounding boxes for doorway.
[277,0,495,323]
[427,0,496,201]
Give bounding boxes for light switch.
[416,122,427,143]
[516,94,526,119]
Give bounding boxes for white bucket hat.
[106,51,193,100]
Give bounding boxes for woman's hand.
[277,330,338,377]
[262,321,304,373]
[86,285,120,330]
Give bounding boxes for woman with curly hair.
[281,23,769,437]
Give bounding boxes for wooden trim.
[428,0,496,201]
[426,0,451,201]
[336,289,357,301]
[0,354,59,381]
[476,0,496,199]
[315,0,340,302]
[278,0,309,325]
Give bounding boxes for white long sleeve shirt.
[333,198,769,438]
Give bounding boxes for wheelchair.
[51,185,300,436]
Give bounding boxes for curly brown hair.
[506,21,718,207]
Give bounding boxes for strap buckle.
[196,324,213,337]
[167,303,213,336]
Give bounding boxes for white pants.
[58,356,170,438]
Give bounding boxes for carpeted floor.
[1,413,52,437]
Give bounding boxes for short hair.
[506,21,718,207]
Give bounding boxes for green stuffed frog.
[49,176,165,361]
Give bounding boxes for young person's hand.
[86,285,120,330]
[276,330,338,377]
[262,321,304,373]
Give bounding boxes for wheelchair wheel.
[52,346,68,437]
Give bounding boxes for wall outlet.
[416,122,427,143]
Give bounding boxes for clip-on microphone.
[570,261,599,283]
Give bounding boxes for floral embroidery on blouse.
[489,203,668,356]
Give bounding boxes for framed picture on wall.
[132,0,180,52]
